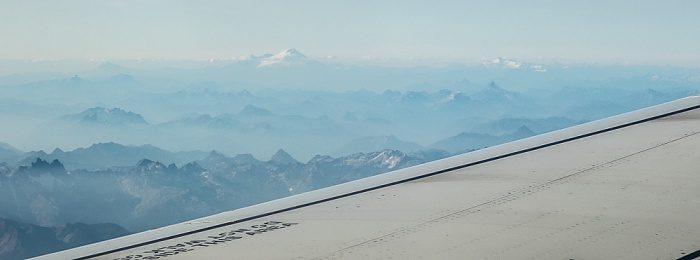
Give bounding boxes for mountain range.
[8,82,697,165]
[0,217,129,260]
[59,107,148,126]
[3,52,697,161]
[0,147,441,234]
[16,142,208,171]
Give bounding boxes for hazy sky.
[2,0,700,66]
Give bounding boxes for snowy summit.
[258,49,308,68]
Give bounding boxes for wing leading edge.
[34,96,700,259]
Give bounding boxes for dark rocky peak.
[198,150,233,170]
[51,148,65,156]
[180,161,204,173]
[134,159,167,173]
[270,149,298,165]
[18,158,67,175]
[513,125,535,137]
[72,107,148,125]
[208,150,225,158]
[167,163,178,172]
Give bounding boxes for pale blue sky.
[1,0,699,66]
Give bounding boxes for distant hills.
[59,107,148,126]
[4,63,697,161]
[30,82,687,161]
[431,126,536,154]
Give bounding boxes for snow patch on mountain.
[482,57,521,69]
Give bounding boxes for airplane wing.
[33,96,700,260]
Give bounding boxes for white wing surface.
[34,96,700,259]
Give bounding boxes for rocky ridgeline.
[0,149,442,253]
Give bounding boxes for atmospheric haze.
[1,54,699,259]
[1,50,698,161]
[1,1,700,259]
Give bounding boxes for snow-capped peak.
[258,49,308,67]
[481,57,548,72]
[275,49,306,59]
[482,57,521,69]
